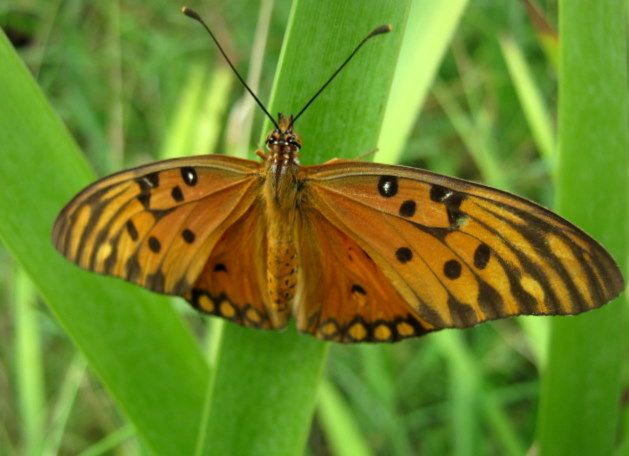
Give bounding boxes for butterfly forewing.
[52,155,264,296]
[303,161,624,331]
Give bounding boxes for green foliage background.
[0,0,626,455]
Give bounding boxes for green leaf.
[161,64,232,160]
[377,0,469,163]
[537,1,627,454]
[0,30,209,455]
[195,1,411,454]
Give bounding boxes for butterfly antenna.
[289,24,392,128]
[182,6,280,130]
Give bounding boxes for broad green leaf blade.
[160,63,213,159]
[537,1,627,455]
[377,0,468,163]
[0,30,209,455]
[517,315,549,370]
[193,68,233,154]
[161,65,232,160]
[196,1,411,454]
[265,1,411,165]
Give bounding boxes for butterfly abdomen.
[261,128,304,322]
[265,208,299,326]
[267,238,298,308]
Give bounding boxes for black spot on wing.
[474,243,491,269]
[395,247,412,263]
[182,229,195,244]
[214,263,227,272]
[430,184,467,226]
[148,236,161,253]
[351,284,366,295]
[181,167,198,186]
[443,259,462,279]
[399,200,416,217]
[378,175,398,197]
[138,172,159,191]
[430,185,448,202]
[171,186,184,202]
[126,220,139,241]
[137,193,151,209]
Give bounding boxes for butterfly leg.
[256,149,268,160]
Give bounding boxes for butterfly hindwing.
[296,208,433,342]
[187,200,288,330]
[303,161,623,332]
[52,155,263,296]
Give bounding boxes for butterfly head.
[265,113,302,153]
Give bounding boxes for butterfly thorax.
[263,114,302,198]
[262,114,303,323]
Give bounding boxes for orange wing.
[296,208,433,342]
[299,161,623,336]
[52,155,273,320]
[187,200,289,330]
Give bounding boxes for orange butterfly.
[52,8,624,343]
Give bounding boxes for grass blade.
[226,0,275,158]
[377,0,469,163]
[161,65,232,160]
[195,1,411,454]
[498,34,555,165]
[537,1,627,454]
[77,425,135,456]
[42,355,87,456]
[0,29,209,455]
[432,83,508,190]
[13,268,45,454]
[317,380,373,456]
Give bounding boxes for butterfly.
[52,7,624,343]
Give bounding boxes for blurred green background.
[0,0,626,455]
